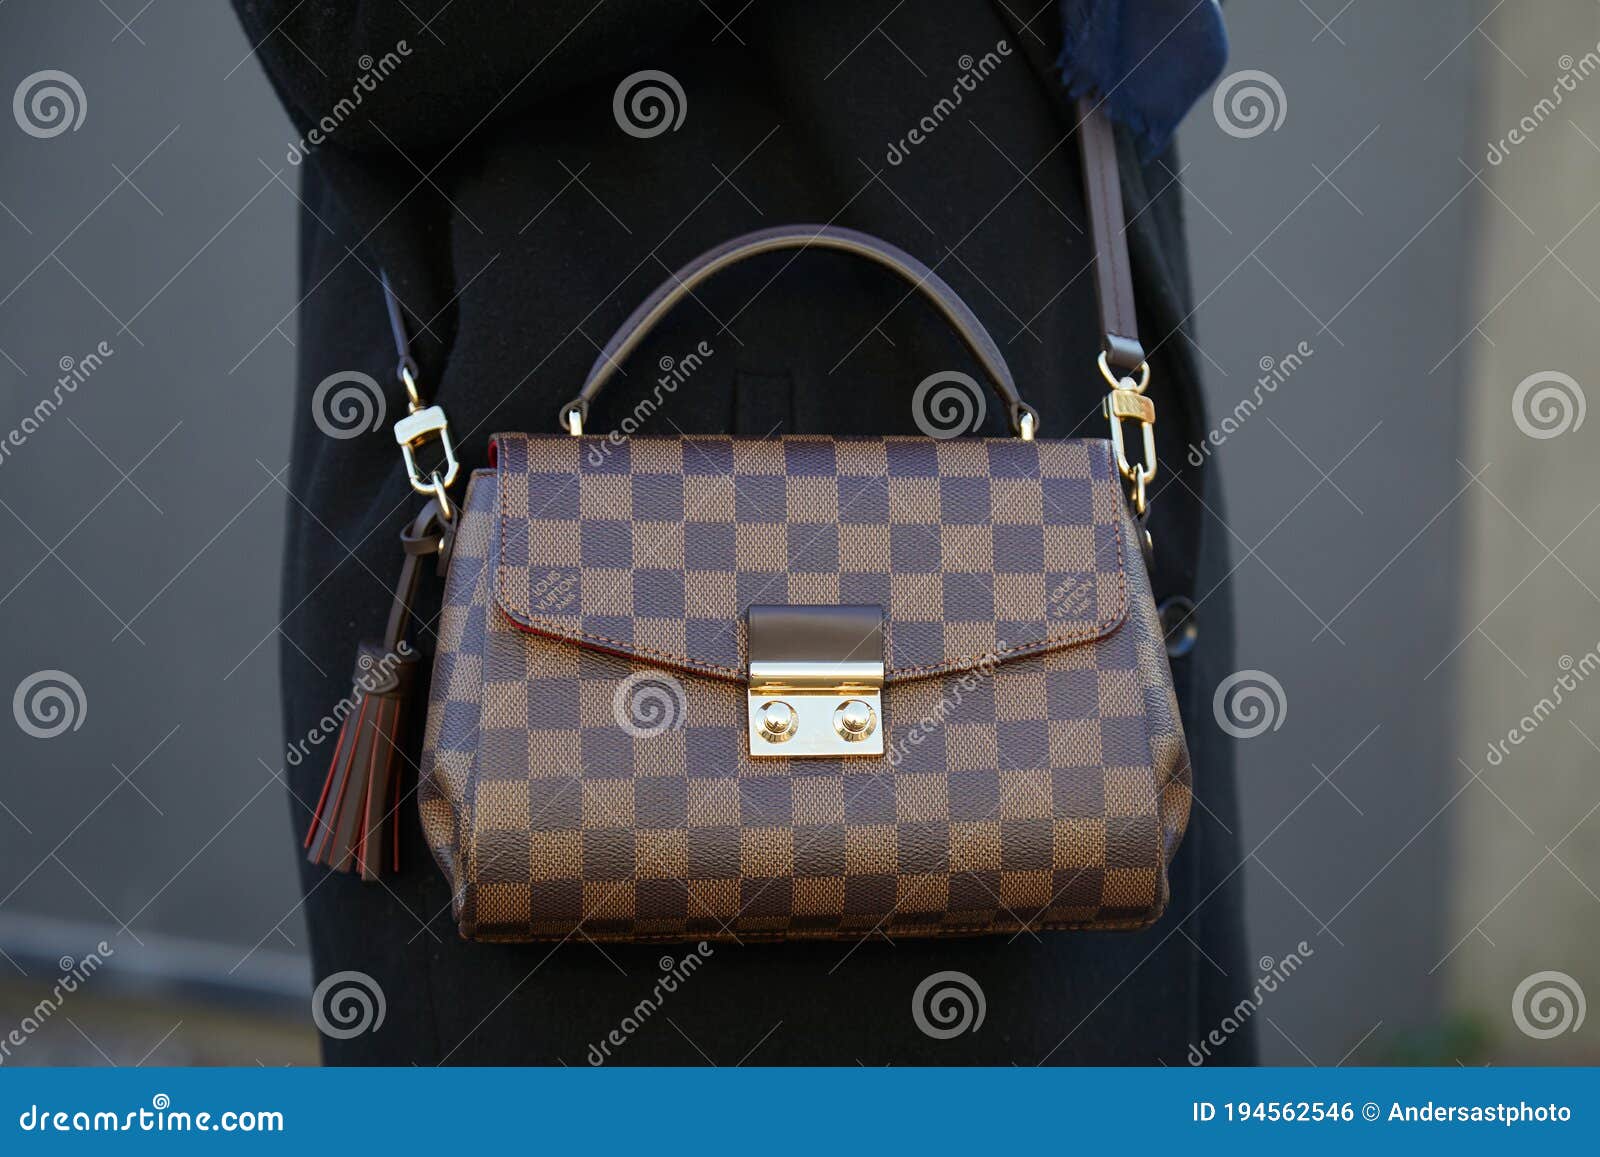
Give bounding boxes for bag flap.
[489,433,1129,684]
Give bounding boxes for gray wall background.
[0,1,304,1004]
[1176,4,1480,1063]
[0,0,1593,1065]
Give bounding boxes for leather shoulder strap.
[1075,96,1146,374]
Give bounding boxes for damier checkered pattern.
[417,435,1190,943]
[492,434,1128,684]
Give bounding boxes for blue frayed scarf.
[1058,0,1228,158]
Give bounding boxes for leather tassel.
[304,500,447,881]
[305,642,418,880]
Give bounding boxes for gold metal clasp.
[746,605,885,758]
[1100,351,1156,517]
[394,403,460,501]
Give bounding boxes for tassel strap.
[304,500,450,881]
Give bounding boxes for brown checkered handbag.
[305,102,1190,942]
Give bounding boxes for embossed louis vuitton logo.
[529,569,579,615]
[1047,574,1095,621]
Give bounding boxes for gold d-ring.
[1098,350,1150,393]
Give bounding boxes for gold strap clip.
[1099,351,1156,517]
[394,361,460,522]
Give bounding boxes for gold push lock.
[746,605,885,758]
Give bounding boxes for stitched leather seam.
[465,908,1167,942]
[493,436,1130,682]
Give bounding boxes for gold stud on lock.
[833,699,877,742]
[756,700,797,744]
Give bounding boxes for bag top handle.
[560,224,1037,438]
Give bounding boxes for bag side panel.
[418,471,496,934]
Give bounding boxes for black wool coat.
[236,0,1254,1065]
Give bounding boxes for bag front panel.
[418,448,1190,943]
